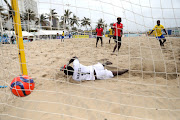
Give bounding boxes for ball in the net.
[10,75,35,97]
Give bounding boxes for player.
[57,33,60,39]
[112,17,123,54]
[149,20,167,46]
[96,24,103,47]
[69,33,71,38]
[61,31,64,42]
[60,56,128,81]
[10,35,15,44]
[108,28,113,44]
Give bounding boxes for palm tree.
[81,17,91,30]
[110,23,114,27]
[36,14,50,30]
[59,20,64,29]
[47,9,58,21]
[63,9,72,25]
[97,18,107,30]
[46,9,58,29]
[3,8,16,31]
[0,6,6,33]
[70,14,79,27]
[40,14,47,28]
[3,0,15,30]
[72,27,77,31]
[23,9,36,31]
[60,9,72,30]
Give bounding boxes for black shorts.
[108,35,114,37]
[113,36,121,43]
[97,37,102,41]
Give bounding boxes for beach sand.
[0,36,180,120]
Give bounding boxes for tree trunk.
[0,13,4,34]
[86,25,88,31]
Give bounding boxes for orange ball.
[10,75,35,97]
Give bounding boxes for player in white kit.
[61,57,128,81]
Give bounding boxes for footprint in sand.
[42,74,47,77]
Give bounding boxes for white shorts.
[93,63,114,80]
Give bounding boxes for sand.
[0,36,180,120]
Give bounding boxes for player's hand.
[72,56,78,59]
[68,56,77,64]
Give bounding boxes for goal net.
[0,0,180,120]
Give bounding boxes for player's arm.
[149,26,156,35]
[111,69,128,76]
[111,24,115,29]
[121,25,123,37]
[67,56,78,66]
[162,26,167,35]
[60,56,78,71]
[163,29,167,35]
[111,27,115,29]
[149,30,154,35]
[121,29,123,37]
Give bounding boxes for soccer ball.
[10,75,35,97]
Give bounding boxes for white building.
[19,0,38,16]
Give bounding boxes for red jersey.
[113,23,123,36]
[96,28,103,36]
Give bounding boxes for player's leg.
[100,37,103,46]
[159,39,163,46]
[161,35,166,45]
[117,37,122,51]
[159,40,163,46]
[156,36,163,46]
[111,69,128,76]
[162,38,166,45]
[109,36,111,44]
[112,36,117,52]
[96,37,99,47]
[113,44,117,53]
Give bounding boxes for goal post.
[11,0,28,75]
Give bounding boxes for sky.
[1,0,180,32]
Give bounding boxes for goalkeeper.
[60,57,128,81]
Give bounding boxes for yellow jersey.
[109,28,113,35]
[153,25,165,37]
[62,32,64,36]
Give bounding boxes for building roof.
[32,30,67,36]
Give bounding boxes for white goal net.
[0,0,180,120]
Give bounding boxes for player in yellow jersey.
[108,28,113,44]
[149,20,167,46]
[61,31,64,42]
